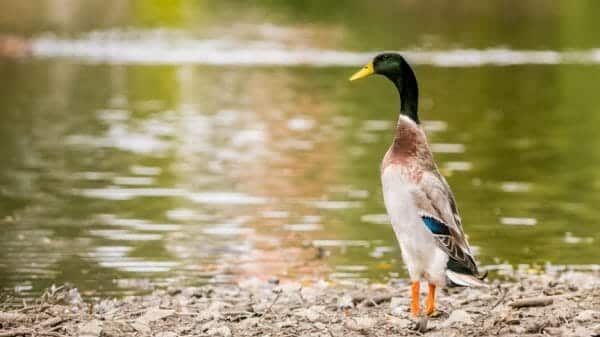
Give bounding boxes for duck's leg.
[411,281,421,317]
[425,283,436,315]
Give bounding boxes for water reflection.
[2,1,600,297]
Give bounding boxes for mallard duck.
[349,53,486,317]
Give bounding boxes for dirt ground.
[1,271,599,337]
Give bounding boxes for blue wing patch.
[421,216,450,235]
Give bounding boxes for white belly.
[381,165,448,286]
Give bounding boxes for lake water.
[1,1,599,298]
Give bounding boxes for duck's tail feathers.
[446,270,490,288]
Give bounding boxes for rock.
[238,317,260,330]
[443,309,474,327]
[206,326,232,337]
[574,310,598,322]
[167,288,182,296]
[101,321,136,337]
[66,287,84,308]
[543,327,565,336]
[345,316,377,331]
[567,327,594,337]
[390,297,408,308]
[295,306,323,322]
[276,319,297,328]
[389,297,408,316]
[337,295,354,309]
[136,307,175,324]
[78,319,103,337]
[199,301,232,321]
[155,333,177,337]
[592,324,600,336]
[300,287,319,303]
[0,312,28,322]
[130,321,150,335]
[386,315,411,329]
[390,306,406,317]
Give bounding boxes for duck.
[349,53,486,318]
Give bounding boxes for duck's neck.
[388,62,419,124]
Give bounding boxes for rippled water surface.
[1,1,600,297]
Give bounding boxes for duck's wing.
[412,171,480,277]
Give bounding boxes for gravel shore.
[1,271,599,337]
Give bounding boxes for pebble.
[136,307,175,324]
[337,295,354,309]
[206,326,232,337]
[295,306,323,322]
[543,327,564,336]
[574,309,598,322]
[238,317,260,330]
[568,326,594,337]
[78,319,103,337]
[155,332,177,337]
[389,297,408,316]
[443,309,474,327]
[4,272,600,337]
[385,315,411,329]
[345,316,377,331]
[276,319,297,328]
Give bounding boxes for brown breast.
[380,117,435,182]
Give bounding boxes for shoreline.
[1,271,599,337]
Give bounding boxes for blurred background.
[1,0,599,298]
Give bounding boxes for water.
[1,1,599,298]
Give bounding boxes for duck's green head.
[349,52,419,124]
[349,53,406,81]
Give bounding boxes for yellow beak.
[349,61,374,81]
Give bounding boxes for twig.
[0,328,32,337]
[37,316,68,328]
[259,292,281,322]
[39,332,67,337]
[489,288,508,310]
[358,293,402,307]
[509,297,553,308]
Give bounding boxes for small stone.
[568,327,593,337]
[389,297,408,316]
[136,307,175,324]
[300,287,319,303]
[345,316,377,331]
[390,297,408,308]
[268,277,280,285]
[295,306,322,322]
[390,306,407,317]
[276,319,297,328]
[167,288,182,296]
[574,309,598,322]
[155,333,177,337]
[337,295,354,309]
[101,321,136,337]
[78,319,103,337]
[0,312,28,322]
[543,327,564,336]
[66,287,84,308]
[443,309,474,327]
[130,322,151,335]
[386,316,411,329]
[206,326,232,337]
[238,317,260,330]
